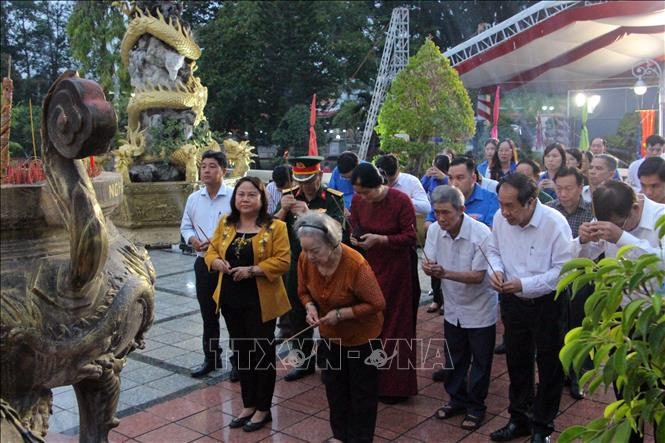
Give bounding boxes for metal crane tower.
[357,7,409,160]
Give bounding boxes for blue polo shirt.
[420,175,449,199]
[328,161,369,209]
[426,183,499,227]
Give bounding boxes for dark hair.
[351,162,384,188]
[496,172,538,206]
[434,154,451,173]
[202,150,228,169]
[543,142,567,174]
[485,138,499,149]
[490,138,517,180]
[517,158,541,177]
[565,148,583,167]
[375,154,399,177]
[593,181,636,221]
[646,134,665,147]
[554,166,584,186]
[450,156,476,175]
[337,151,359,174]
[226,176,272,227]
[638,156,665,181]
[584,150,594,163]
[272,164,292,188]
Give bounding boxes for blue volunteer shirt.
[420,175,449,199]
[426,183,499,227]
[328,166,355,209]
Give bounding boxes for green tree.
[196,1,377,140]
[271,104,325,157]
[556,221,665,443]
[67,1,129,122]
[606,112,640,164]
[376,37,474,173]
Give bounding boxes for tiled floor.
[45,249,654,442]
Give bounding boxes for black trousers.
[194,257,221,360]
[502,292,564,435]
[285,258,314,366]
[320,339,378,443]
[431,277,443,306]
[443,320,496,417]
[221,303,277,411]
[561,283,594,383]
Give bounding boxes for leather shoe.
[490,422,531,442]
[494,342,506,355]
[242,412,272,432]
[570,383,584,400]
[284,365,315,382]
[530,432,551,443]
[190,358,221,378]
[432,369,446,382]
[229,414,254,429]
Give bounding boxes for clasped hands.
[211,259,253,281]
[305,303,340,327]
[488,271,522,294]
[578,220,623,244]
[422,259,445,279]
[350,233,386,250]
[280,194,308,215]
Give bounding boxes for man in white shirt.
[486,173,573,443]
[180,151,235,379]
[582,154,617,203]
[627,134,665,192]
[423,185,496,431]
[577,181,665,262]
[638,156,665,204]
[375,154,431,215]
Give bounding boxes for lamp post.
[632,58,664,136]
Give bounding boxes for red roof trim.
[496,25,665,92]
[455,1,664,75]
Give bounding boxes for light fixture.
[574,93,587,107]
[587,95,601,114]
[631,58,663,135]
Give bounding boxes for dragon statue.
[113,1,254,184]
[0,71,155,442]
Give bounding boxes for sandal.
[426,303,440,313]
[435,403,465,420]
[461,414,483,430]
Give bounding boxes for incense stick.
[412,224,430,262]
[280,323,317,346]
[195,224,210,243]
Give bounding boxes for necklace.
[232,232,250,261]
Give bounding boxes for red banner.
[639,109,656,158]
[308,94,318,156]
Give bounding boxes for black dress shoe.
[432,369,446,382]
[494,342,506,355]
[570,383,585,400]
[190,359,221,378]
[242,412,272,432]
[229,414,254,429]
[530,432,551,443]
[490,422,531,442]
[378,395,408,404]
[284,365,315,382]
[229,367,240,382]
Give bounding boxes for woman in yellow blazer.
[205,176,291,432]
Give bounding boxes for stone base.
[110,181,198,247]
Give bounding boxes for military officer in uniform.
[275,156,345,381]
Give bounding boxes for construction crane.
[357,7,409,160]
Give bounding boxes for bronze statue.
[0,71,155,442]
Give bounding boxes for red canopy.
[445,1,665,93]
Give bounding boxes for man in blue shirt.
[327,151,360,211]
[425,156,499,228]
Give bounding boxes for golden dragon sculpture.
[115,2,254,184]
